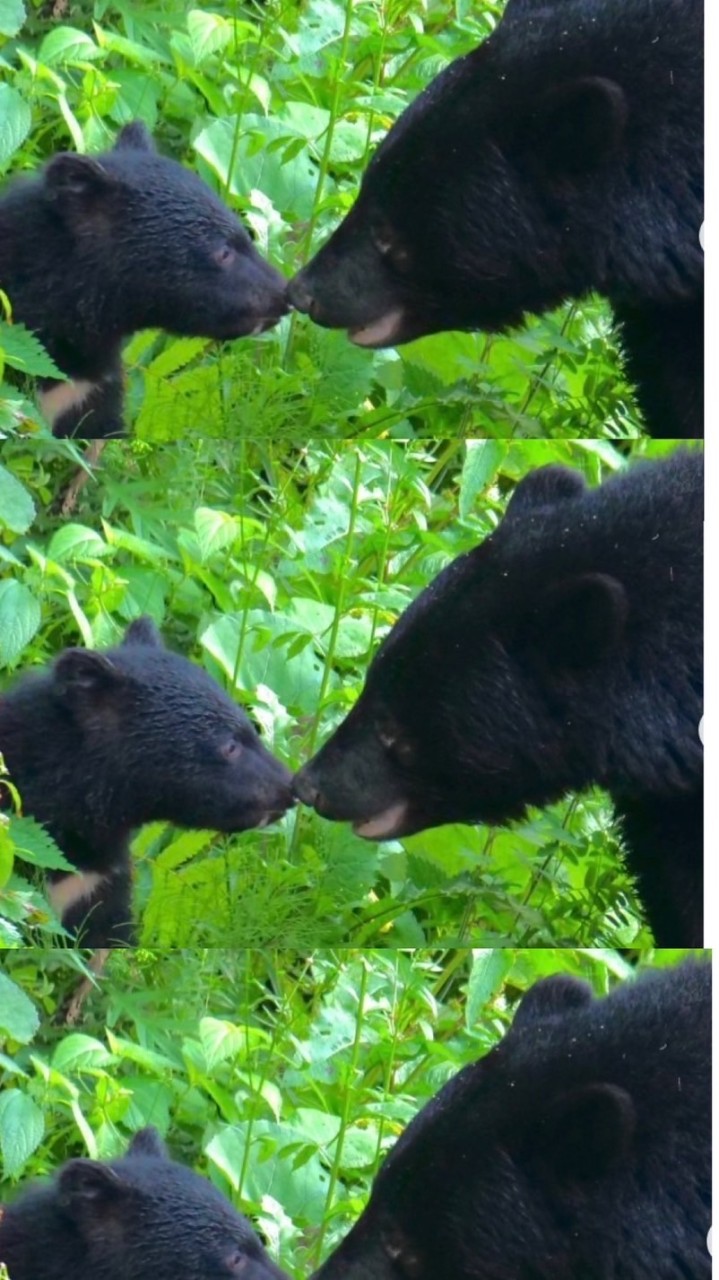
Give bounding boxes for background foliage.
[1,0,644,440]
[0,947,703,1276]
[0,437,697,948]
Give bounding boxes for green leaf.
[0,581,41,667]
[0,0,26,40]
[460,441,506,519]
[194,116,326,219]
[0,1089,44,1178]
[46,523,109,563]
[7,817,74,872]
[186,9,231,63]
[466,951,514,1028]
[51,1034,114,1072]
[0,321,65,378]
[0,972,39,1042]
[0,86,31,169]
[38,26,101,66]
[0,464,35,535]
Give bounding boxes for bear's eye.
[220,737,243,762]
[215,244,238,268]
[381,1228,422,1277]
[376,721,414,767]
[371,224,411,274]
[225,1249,248,1273]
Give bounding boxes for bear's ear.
[510,975,594,1034]
[122,617,164,649]
[505,466,586,521]
[536,1083,636,1182]
[44,153,116,209]
[126,1127,168,1159]
[53,649,123,703]
[58,1158,125,1212]
[528,572,628,669]
[114,121,156,153]
[526,76,628,175]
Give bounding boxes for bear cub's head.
[0,1127,290,1280]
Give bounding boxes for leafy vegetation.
[0,436,696,947]
[0,947,703,1274]
[1,0,644,440]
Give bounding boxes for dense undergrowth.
[0,947,703,1275]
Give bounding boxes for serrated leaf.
[0,1089,44,1178]
[0,580,41,667]
[460,441,506,519]
[0,972,39,1042]
[0,85,30,169]
[466,951,513,1028]
[38,26,101,66]
[51,1034,114,1072]
[198,1016,245,1069]
[194,507,238,560]
[186,9,230,63]
[0,320,65,378]
[7,816,75,872]
[47,523,109,563]
[0,464,35,534]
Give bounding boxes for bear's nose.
[292,765,320,808]
[286,273,315,316]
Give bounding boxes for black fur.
[0,618,294,945]
[295,451,703,945]
[0,121,288,438]
[312,961,711,1280]
[289,0,703,439]
[0,1127,290,1280]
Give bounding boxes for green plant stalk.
[305,448,363,759]
[313,955,369,1266]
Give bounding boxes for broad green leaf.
[47,523,109,563]
[0,85,30,166]
[0,0,25,39]
[186,9,231,63]
[0,464,35,534]
[51,1035,114,1073]
[0,1089,44,1177]
[38,25,101,65]
[0,972,39,1042]
[0,581,41,666]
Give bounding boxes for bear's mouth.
[348,308,407,348]
[351,801,410,840]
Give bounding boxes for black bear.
[0,618,294,946]
[310,961,711,1280]
[288,0,703,439]
[294,450,703,946]
[0,121,288,438]
[0,1126,289,1280]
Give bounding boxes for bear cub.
[0,618,294,946]
[295,450,703,946]
[0,1126,289,1280]
[0,121,288,437]
[312,961,711,1280]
